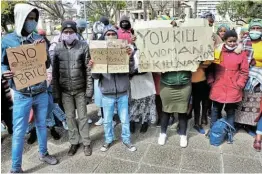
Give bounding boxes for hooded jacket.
[1,4,50,95]
[52,37,93,99]
[117,15,132,44]
[92,26,135,96]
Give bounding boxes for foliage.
[85,0,126,23]
[1,0,24,32]
[26,0,71,22]
[216,0,262,23]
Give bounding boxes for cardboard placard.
[135,26,214,72]
[6,43,47,90]
[90,39,129,73]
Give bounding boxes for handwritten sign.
[135,26,214,72]
[90,39,129,73]
[6,43,47,90]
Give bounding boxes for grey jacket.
[52,40,93,99]
[92,52,135,96]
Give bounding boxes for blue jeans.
[12,91,48,171]
[257,117,262,135]
[210,101,237,128]
[27,92,66,132]
[102,94,130,144]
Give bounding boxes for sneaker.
[62,121,68,130]
[100,143,112,152]
[84,145,92,156]
[88,119,93,124]
[50,128,61,140]
[123,142,137,152]
[95,117,103,126]
[180,135,188,148]
[193,125,205,134]
[68,144,80,156]
[158,133,167,145]
[39,152,58,165]
[9,168,23,173]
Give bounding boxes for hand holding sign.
[6,43,47,90]
[2,70,14,80]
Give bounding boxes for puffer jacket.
[52,40,93,99]
[208,45,249,103]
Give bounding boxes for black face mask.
[121,21,131,30]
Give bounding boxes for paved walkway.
[1,104,262,173]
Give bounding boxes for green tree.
[85,1,126,23]
[216,0,262,23]
[1,0,24,32]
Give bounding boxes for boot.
[140,122,148,133]
[130,121,136,134]
[27,128,37,144]
[50,127,60,140]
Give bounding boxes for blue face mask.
[24,20,37,33]
[249,30,262,40]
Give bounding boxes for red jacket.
[208,46,249,103]
[117,28,132,44]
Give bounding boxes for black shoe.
[84,145,92,156]
[50,128,60,140]
[140,122,148,133]
[27,128,37,144]
[130,121,135,134]
[68,144,80,156]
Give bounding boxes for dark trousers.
[192,80,209,125]
[155,95,163,124]
[161,112,188,135]
[210,101,238,128]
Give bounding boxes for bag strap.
[219,119,236,132]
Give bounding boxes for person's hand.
[126,46,132,56]
[131,35,136,43]
[2,70,14,80]
[33,39,45,45]
[88,59,94,67]
[234,44,243,54]
[250,59,256,66]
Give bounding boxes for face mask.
[249,30,262,40]
[225,44,237,51]
[61,33,78,44]
[24,20,37,33]
[105,35,117,40]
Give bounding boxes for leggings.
[161,112,188,135]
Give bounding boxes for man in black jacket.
[52,20,93,156]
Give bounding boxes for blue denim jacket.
[1,32,49,95]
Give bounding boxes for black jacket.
[52,40,93,99]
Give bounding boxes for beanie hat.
[103,25,118,38]
[223,30,238,41]
[61,20,77,33]
[100,16,109,26]
[249,18,262,30]
[76,19,87,28]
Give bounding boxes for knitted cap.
[249,18,262,30]
[61,20,77,33]
[76,19,87,28]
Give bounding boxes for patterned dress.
[235,37,262,126]
[129,73,157,124]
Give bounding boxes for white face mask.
[225,44,237,51]
[105,35,117,40]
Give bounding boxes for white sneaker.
[95,117,103,126]
[62,121,68,130]
[180,135,188,148]
[88,119,93,124]
[158,133,167,145]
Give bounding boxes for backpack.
[209,118,235,146]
